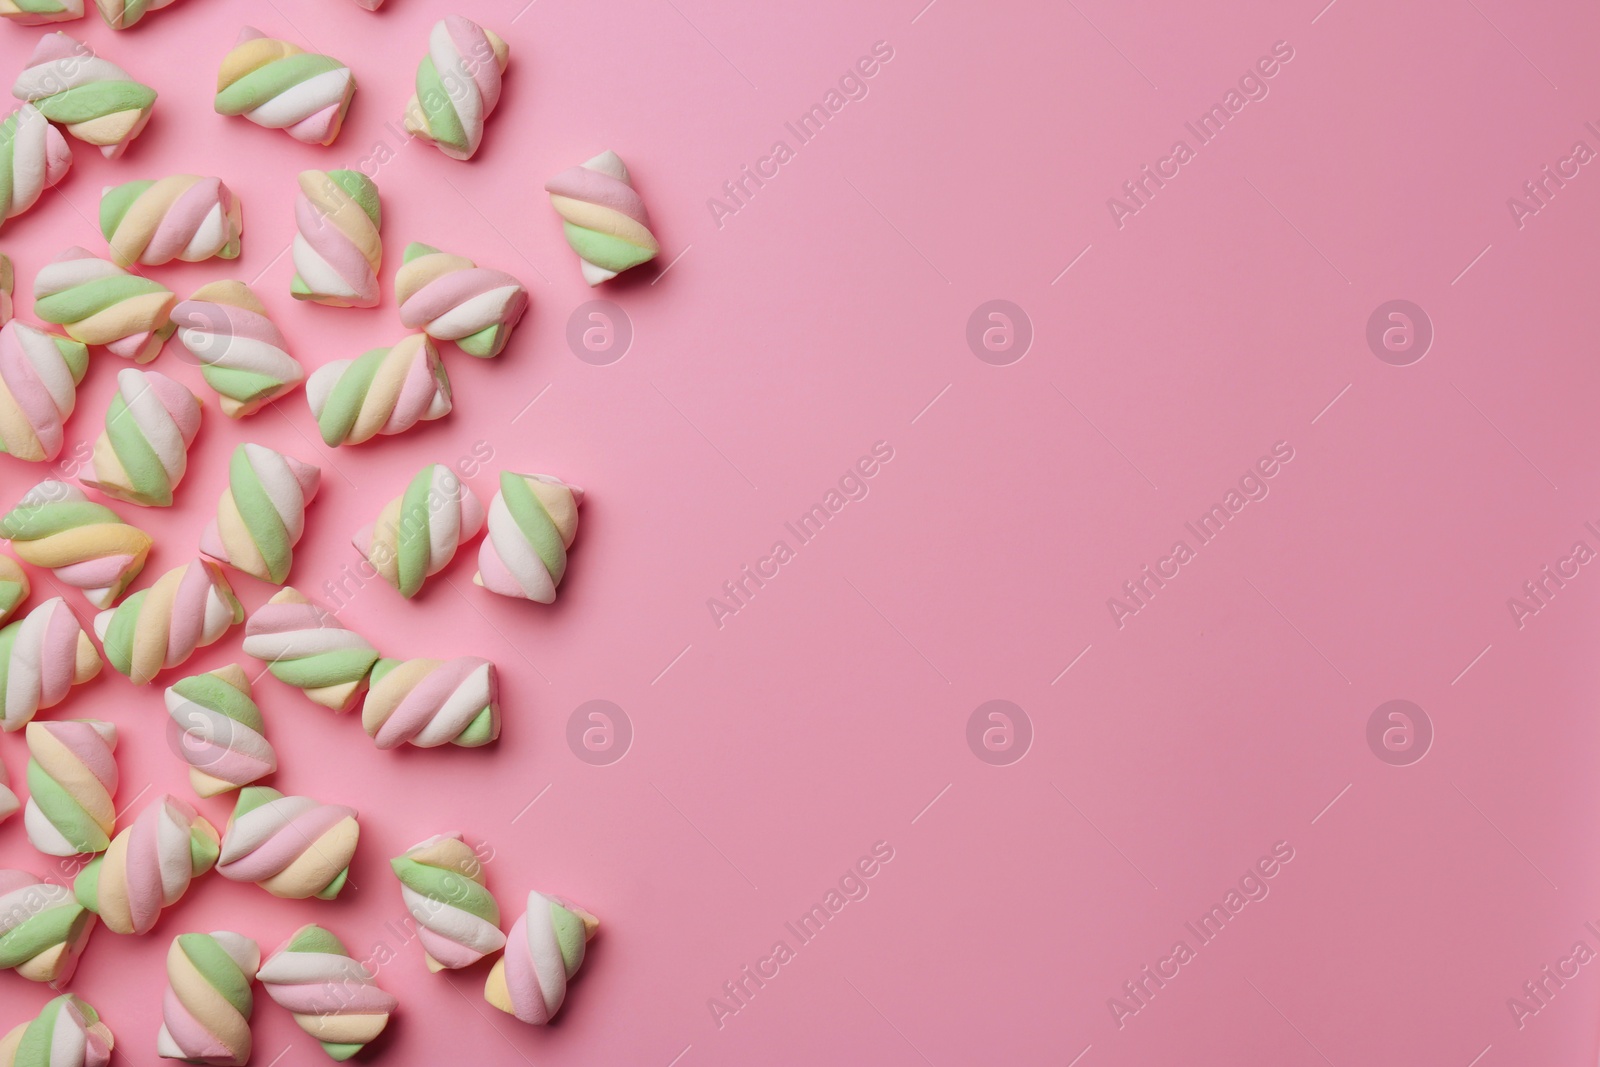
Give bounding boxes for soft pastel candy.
[545,150,660,285]
[81,368,201,507]
[0,995,112,1067]
[23,719,116,856]
[0,870,95,984]
[198,443,320,584]
[306,335,450,447]
[0,322,88,463]
[403,17,508,161]
[475,472,583,604]
[33,247,176,363]
[390,832,504,971]
[290,170,381,307]
[0,480,152,608]
[100,175,241,267]
[242,587,377,712]
[486,890,599,1025]
[362,657,498,749]
[0,598,100,731]
[94,0,176,28]
[94,559,242,685]
[73,794,218,935]
[0,755,16,822]
[0,0,83,25]
[215,29,354,146]
[353,464,484,598]
[12,33,156,158]
[395,243,527,358]
[256,925,394,1060]
[217,787,358,900]
[164,664,275,797]
[156,931,259,1067]
[0,104,72,228]
[172,281,304,418]
[0,554,29,626]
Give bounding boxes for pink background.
[2,0,1598,1064]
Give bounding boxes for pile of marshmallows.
[0,2,656,1062]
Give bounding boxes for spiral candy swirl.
[199,443,321,584]
[0,995,112,1067]
[156,932,259,1067]
[23,719,116,856]
[390,833,504,971]
[290,170,381,308]
[100,175,241,267]
[545,150,660,285]
[95,558,242,685]
[12,33,156,159]
[353,464,484,598]
[215,29,354,146]
[395,243,527,358]
[82,368,201,508]
[0,871,95,985]
[306,334,450,447]
[164,665,276,797]
[1,481,152,608]
[0,0,83,25]
[243,588,378,712]
[0,598,100,731]
[486,890,599,1025]
[172,281,304,418]
[475,472,583,604]
[0,105,71,228]
[257,925,394,1060]
[363,657,498,749]
[403,17,509,161]
[218,787,359,900]
[0,322,89,463]
[74,794,219,935]
[33,247,176,363]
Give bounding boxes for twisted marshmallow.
[157,932,259,1067]
[12,33,156,158]
[172,281,304,418]
[390,833,504,971]
[475,472,583,604]
[0,871,95,984]
[95,558,242,685]
[396,242,528,358]
[353,464,484,598]
[0,598,100,731]
[486,890,599,1025]
[199,443,320,584]
[257,925,395,1059]
[363,657,498,749]
[0,0,83,25]
[0,755,16,823]
[0,480,152,608]
[0,322,89,463]
[217,787,359,900]
[290,170,381,308]
[73,794,219,935]
[100,175,242,267]
[306,334,451,447]
[403,17,509,161]
[215,29,354,146]
[0,554,29,627]
[81,368,201,508]
[546,150,660,285]
[94,0,176,29]
[0,105,71,228]
[23,719,116,856]
[0,995,112,1067]
[33,246,176,363]
[242,587,378,713]
[164,664,276,797]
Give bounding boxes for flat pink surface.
[1,0,1598,1064]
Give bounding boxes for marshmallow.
[156,932,259,1067]
[396,242,528,358]
[306,334,451,447]
[164,665,275,798]
[23,719,117,856]
[215,28,354,146]
[0,555,26,626]
[94,0,176,29]
[0,995,112,1067]
[390,833,505,971]
[172,281,304,418]
[218,787,358,900]
[0,322,89,463]
[546,150,660,285]
[475,472,583,604]
[256,925,395,1059]
[0,0,83,24]
[243,588,378,712]
[362,657,498,749]
[81,368,202,508]
[403,17,509,161]
[0,481,152,608]
[0,754,16,822]
[198,443,320,584]
[12,33,155,158]
[100,175,242,267]
[33,247,176,363]
[353,464,484,598]
[291,170,381,308]
[95,558,242,685]
[0,870,94,984]
[0,598,100,731]
[73,794,219,935]
[486,890,599,1025]
[0,105,71,228]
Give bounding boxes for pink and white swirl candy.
[0,104,70,227]
[403,17,509,161]
[164,665,276,798]
[475,472,583,604]
[395,243,527,358]
[256,925,395,1059]
[362,656,499,749]
[486,890,599,1025]
[172,281,304,418]
[72,794,219,935]
[0,321,88,463]
[217,786,358,900]
[0,597,101,732]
